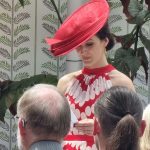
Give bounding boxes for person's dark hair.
[96,22,115,51]
[94,86,143,150]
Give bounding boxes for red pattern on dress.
[63,64,115,150]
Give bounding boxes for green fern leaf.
[12,145,19,150]
[0,48,11,59]
[0,132,9,142]
[12,135,17,144]
[0,23,11,35]
[0,0,11,11]
[43,0,55,12]
[60,1,67,13]
[0,36,11,47]
[41,70,49,75]
[14,72,29,81]
[136,86,148,98]
[0,61,10,71]
[0,121,9,131]
[15,0,31,12]
[13,60,30,72]
[0,144,8,150]
[59,55,66,61]
[42,23,56,34]
[42,62,57,72]
[59,62,66,72]
[42,47,55,59]
[14,35,29,47]
[12,123,17,133]
[43,14,59,24]
[109,15,122,25]
[4,111,10,119]
[0,71,10,80]
[62,14,67,22]
[111,26,122,33]
[14,47,30,60]
[140,28,149,38]
[0,13,11,23]
[41,38,47,43]
[128,0,143,17]
[108,1,122,9]
[14,12,30,24]
[14,24,30,36]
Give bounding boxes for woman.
[94,86,145,150]
[140,104,150,150]
[46,0,134,149]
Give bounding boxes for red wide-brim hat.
[46,0,110,56]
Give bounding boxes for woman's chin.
[84,64,93,69]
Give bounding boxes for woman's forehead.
[86,36,97,42]
[77,36,98,47]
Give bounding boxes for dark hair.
[96,22,115,51]
[94,86,143,150]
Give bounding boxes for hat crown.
[46,0,110,56]
[54,0,109,41]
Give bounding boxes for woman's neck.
[97,55,109,68]
[86,55,109,69]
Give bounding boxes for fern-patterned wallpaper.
[0,0,68,149]
[0,0,149,149]
[36,0,67,78]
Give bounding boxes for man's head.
[17,84,71,150]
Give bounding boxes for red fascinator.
[46,0,110,56]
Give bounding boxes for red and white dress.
[63,64,115,150]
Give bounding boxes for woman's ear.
[139,120,146,137]
[104,38,109,47]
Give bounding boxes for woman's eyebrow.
[86,39,93,42]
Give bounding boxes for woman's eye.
[86,43,93,47]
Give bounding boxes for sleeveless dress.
[63,64,115,150]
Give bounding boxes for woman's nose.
[79,46,88,54]
[83,47,88,53]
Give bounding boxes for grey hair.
[17,84,71,139]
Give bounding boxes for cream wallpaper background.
[0,0,149,149]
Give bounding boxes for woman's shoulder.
[59,70,81,82]
[109,69,135,91]
[57,70,81,94]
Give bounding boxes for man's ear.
[18,119,26,136]
[139,120,146,137]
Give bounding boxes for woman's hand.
[74,119,94,136]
